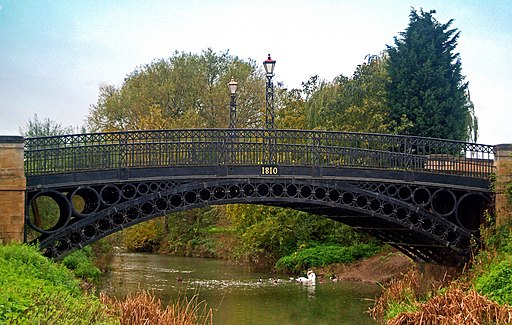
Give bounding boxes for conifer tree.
[386,9,477,141]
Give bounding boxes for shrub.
[90,237,116,272]
[475,258,512,305]
[482,225,512,254]
[0,243,115,324]
[370,270,422,322]
[474,221,512,305]
[275,243,380,273]
[384,287,512,324]
[62,246,101,282]
[507,182,512,205]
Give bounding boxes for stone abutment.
[495,144,512,226]
[0,136,25,243]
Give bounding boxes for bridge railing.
[24,129,495,179]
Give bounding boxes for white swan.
[296,270,316,285]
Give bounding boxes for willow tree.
[301,54,391,133]
[325,55,391,133]
[386,9,477,141]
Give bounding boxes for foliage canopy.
[88,49,265,131]
[20,113,77,137]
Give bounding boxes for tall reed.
[387,287,512,325]
[100,290,213,325]
[370,269,423,321]
[371,269,512,324]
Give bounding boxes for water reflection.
[305,283,316,298]
[99,252,379,324]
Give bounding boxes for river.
[99,252,379,324]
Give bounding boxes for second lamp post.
[263,54,276,130]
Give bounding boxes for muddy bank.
[316,249,415,284]
[316,248,464,286]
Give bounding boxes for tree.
[296,54,393,134]
[318,54,393,133]
[20,114,77,137]
[225,204,373,266]
[274,87,307,129]
[87,49,268,257]
[87,49,265,131]
[304,76,338,130]
[386,8,477,141]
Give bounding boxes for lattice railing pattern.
[24,129,495,178]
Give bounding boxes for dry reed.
[388,287,512,325]
[100,290,213,325]
[370,269,423,321]
[370,269,512,324]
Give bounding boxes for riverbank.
[0,243,116,324]
[316,248,414,284]
[368,224,512,324]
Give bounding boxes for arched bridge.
[24,129,495,266]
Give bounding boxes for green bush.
[62,246,101,282]
[472,217,512,306]
[506,182,512,205]
[483,225,512,254]
[275,243,381,273]
[0,243,115,324]
[226,204,379,265]
[475,258,512,305]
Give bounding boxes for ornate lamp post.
[228,77,238,128]
[263,54,276,129]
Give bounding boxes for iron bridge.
[24,129,495,266]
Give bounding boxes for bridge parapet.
[425,154,495,176]
[24,129,495,181]
[0,136,25,243]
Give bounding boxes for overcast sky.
[1,0,511,145]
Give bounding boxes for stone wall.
[0,136,25,243]
[494,144,512,226]
[425,154,494,175]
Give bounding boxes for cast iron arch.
[26,177,490,266]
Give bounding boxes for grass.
[370,269,512,324]
[390,287,512,324]
[61,246,102,282]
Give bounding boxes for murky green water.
[99,252,379,324]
